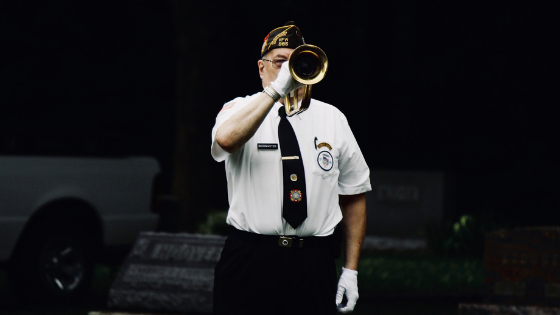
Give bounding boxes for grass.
[337,251,484,296]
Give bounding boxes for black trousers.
[213,230,338,315]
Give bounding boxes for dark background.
[2,1,555,229]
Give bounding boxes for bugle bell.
[284,44,328,116]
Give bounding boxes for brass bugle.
[284,44,328,116]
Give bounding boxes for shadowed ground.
[1,249,482,315]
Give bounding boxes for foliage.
[197,210,229,236]
[425,210,508,258]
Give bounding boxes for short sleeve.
[211,95,255,162]
[336,112,372,195]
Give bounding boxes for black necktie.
[278,107,307,229]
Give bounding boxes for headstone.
[458,227,560,314]
[458,303,560,315]
[483,227,560,307]
[107,232,226,314]
[366,170,447,238]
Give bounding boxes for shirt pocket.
[311,148,339,180]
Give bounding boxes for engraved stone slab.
[107,232,226,314]
[484,227,560,307]
[458,303,560,315]
[366,170,446,238]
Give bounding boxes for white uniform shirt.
[211,92,372,237]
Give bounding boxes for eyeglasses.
[262,58,288,69]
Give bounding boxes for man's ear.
[258,60,265,79]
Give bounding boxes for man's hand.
[336,267,359,313]
[269,61,304,98]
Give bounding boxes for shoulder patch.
[219,101,236,113]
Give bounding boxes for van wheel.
[9,220,94,304]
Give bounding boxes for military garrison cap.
[261,21,305,57]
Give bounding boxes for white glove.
[269,61,304,98]
[336,267,359,313]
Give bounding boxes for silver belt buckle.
[279,236,293,248]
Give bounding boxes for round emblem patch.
[290,189,302,202]
[317,151,333,171]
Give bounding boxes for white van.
[0,156,160,303]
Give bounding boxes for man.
[211,22,371,315]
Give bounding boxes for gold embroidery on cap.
[266,26,294,52]
[269,30,287,47]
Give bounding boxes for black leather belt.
[229,226,333,249]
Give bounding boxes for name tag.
[258,143,278,150]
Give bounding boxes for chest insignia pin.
[289,189,302,202]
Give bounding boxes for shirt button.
[290,174,298,181]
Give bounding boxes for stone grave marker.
[107,232,226,314]
[366,170,447,238]
[459,227,560,314]
[484,227,560,307]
